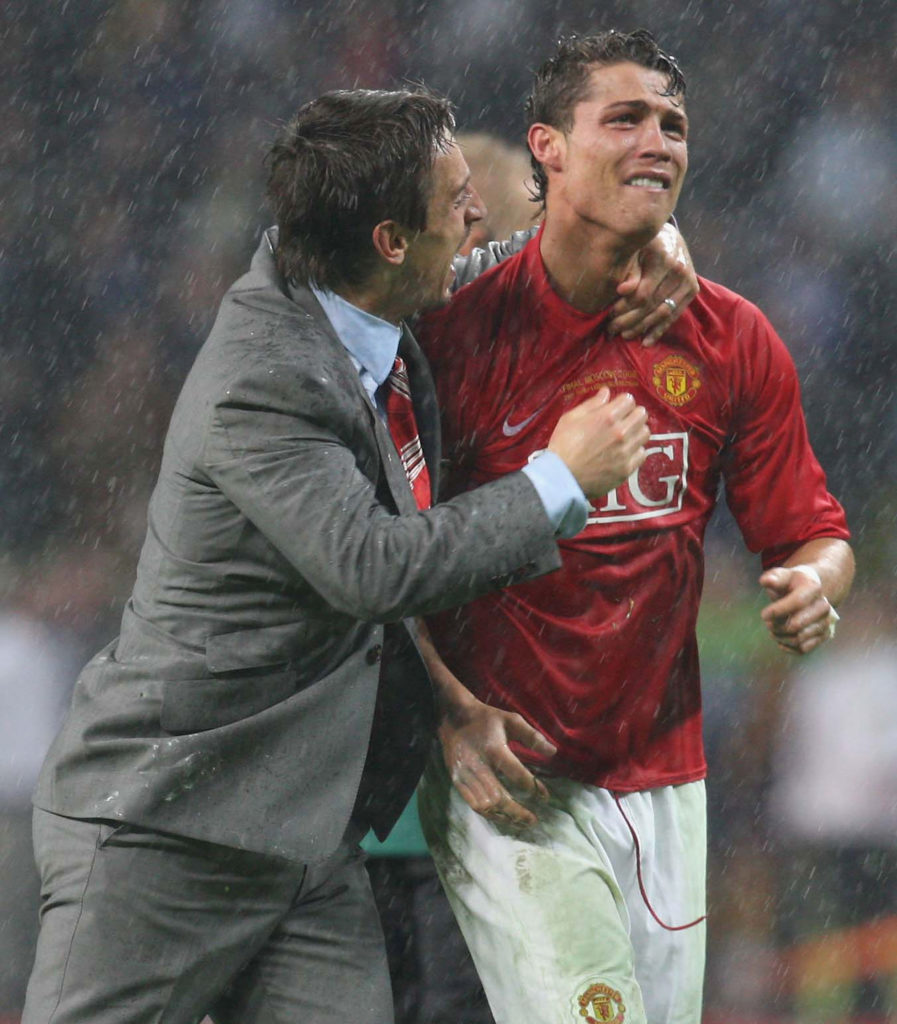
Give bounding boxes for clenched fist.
[548,387,650,499]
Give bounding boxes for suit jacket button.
[365,644,383,665]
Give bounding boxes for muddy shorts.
[418,755,706,1024]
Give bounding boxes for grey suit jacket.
[34,231,562,863]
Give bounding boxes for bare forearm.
[415,618,555,827]
[415,619,478,715]
[780,537,855,607]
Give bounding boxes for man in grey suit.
[23,88,686,1024]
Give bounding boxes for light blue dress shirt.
[309,284,588,538]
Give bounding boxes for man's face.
[402,141,485,311]
[542,61,688,244]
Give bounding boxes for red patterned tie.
[384,356,431,510]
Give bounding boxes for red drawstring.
[613,793,707,933]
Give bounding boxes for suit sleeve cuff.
[521,452,590,538]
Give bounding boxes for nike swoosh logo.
[502,408,543,436]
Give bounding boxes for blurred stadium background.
[2,1,896,1020]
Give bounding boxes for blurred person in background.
[21,85,692,1024]
[0,598,74,1019]
[454,132,539,250]
[415,29,854,1024]
[770,585,897,1022]
[0,546,126,1020]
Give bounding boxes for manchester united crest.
[577,982,626,1024]
[652,354,701,407]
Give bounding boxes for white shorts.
[418,755,706,1024]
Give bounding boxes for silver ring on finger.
[663,297,677,312]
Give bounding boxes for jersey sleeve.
[721,298,849,567]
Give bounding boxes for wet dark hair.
[525,29,686,205]
[266,88,455,290]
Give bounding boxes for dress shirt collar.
[308,283,401,389]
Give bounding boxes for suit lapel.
[371,402,420,516]
[282,282,420,517]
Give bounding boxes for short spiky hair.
[525,29,686,205]
[266,88,455,290]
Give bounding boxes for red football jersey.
[418,232,849,792]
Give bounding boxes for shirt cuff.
[522,452,590,538]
